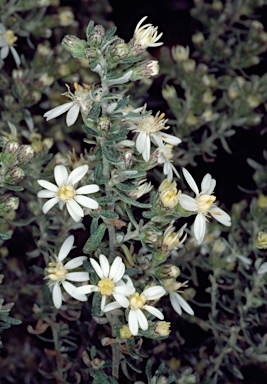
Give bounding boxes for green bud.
[17,145,34,165]
[88,25,105,47]
[5,167,25,184]
[130,60,159,81]
[84,47,98,60]
[1,141,19,165]
[4,197,19,212]
[61,35,87,58]
[109,38,129,61]
[97,117,110,133]
[154,264,180,279]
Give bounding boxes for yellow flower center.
[160,189,178,208]
[129,292,146,309]
[163,233,180,248]
[58,184,75,202]
[196,194,216,212]
[3,30,17,46]
[97,278,115,296]
[46,261,67,282]
[138,113,167,134]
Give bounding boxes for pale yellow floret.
[129,292,147,309]
[97,278,115,296]
[196,194,216,212]
[3,30,17,46]
[58,185,75,202]
[46,261,67,282]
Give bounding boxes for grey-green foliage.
[160,0,267,166]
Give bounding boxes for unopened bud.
[84,47,98,60]
[120,325,132,339]
[4,197,19,212]
[17,145,34,165]
[1,141,19,165]
[130,60,159,81]
[154,321,171,337]
[154,264,180,279]
[257,194,267,209]
[88,25,105,47]
[98,117,110,133]
[257,231,267,249]
[5,167,25,184]
[109,38,129,61]
[61,35,87,58]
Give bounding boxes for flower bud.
[257,194,267,209]
[88,25,105,47]
[257,231,267,249]
[4,197,19,212]
[154,264,180,279]
[160,189,178,208]
[130,60,159,81]
[120,325,132,339]
[84,47,98,61]
[61,35,87,58]
[17,145,34,165]
[5,167,25,184]
[109,38,129,61]
[1,141,19,165]
[154,321,171,337]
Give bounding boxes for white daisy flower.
[74,254,135,311]
[133,16,163,50]
[156,144,180,181]
[128,111,182,162]
[44,83,98,126]
[162,278,194,316]
[0,23,20,67]
[37,164,99,222]
[178,168,231,245]
[45,235,89,309]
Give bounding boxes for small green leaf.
[88,103,101,120]
[103,26,117,42]
[0,315,21,326]
[82,125,98,137]
[115,190,151,208]
[97,196,116,205]
[86,21,95,38]
[83,223,106,254]
[83,260,98,285]
[100,210,119,219]
[91,292,102,317]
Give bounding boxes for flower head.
[133,16,163,51]
[74,255,135,311]
[0,23,20,67]
[45,235,89,308]
[129,178,153,199]
[162,278,194,316]
[159,179,179,209]
[128,110,181,162]
[178,168,231,244]
[37,164,99,222]
[44,83,98,126]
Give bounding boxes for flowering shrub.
[0,1,267,383]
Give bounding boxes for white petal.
[66,199,84,221]
[10,46,21,67]
[90,258,104,279]
[54,165,68,187]
[151,133,169,153]
[37,180,58,192]
[62,281,88,302]
[182,168,199,195]
[171,292,194,315]
[66,272,89,282]
[112,293,129,308]
[67,165,88,185]
[1,45,9,59]
[99,254,110,277]
[142,137,151,162]
[42,197,59,214]
[210,206,231,226]
[64,256,87,269]
[136,132,147,154]
[142,286,166,300]
[143,305,164,319]
[201,173,216,194]
[136,308,148,331]
[103,302,122,312]
[52,282,62,309]
[128,309,139,336]
[178,194,198,211]
[159,132,182,146]
[258,262,267,275]
[74,195,99,210]
[109,257,124,281]
[100,295,107,311]
[75,284,98,295]
[66,104,80,126]
[58,235,74,261]
[113,285,135,296]
[193,213,206,244]
[76,184,100,194]
[44,102,74,120]
[170,292,181,315]
[37,190,57,198]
